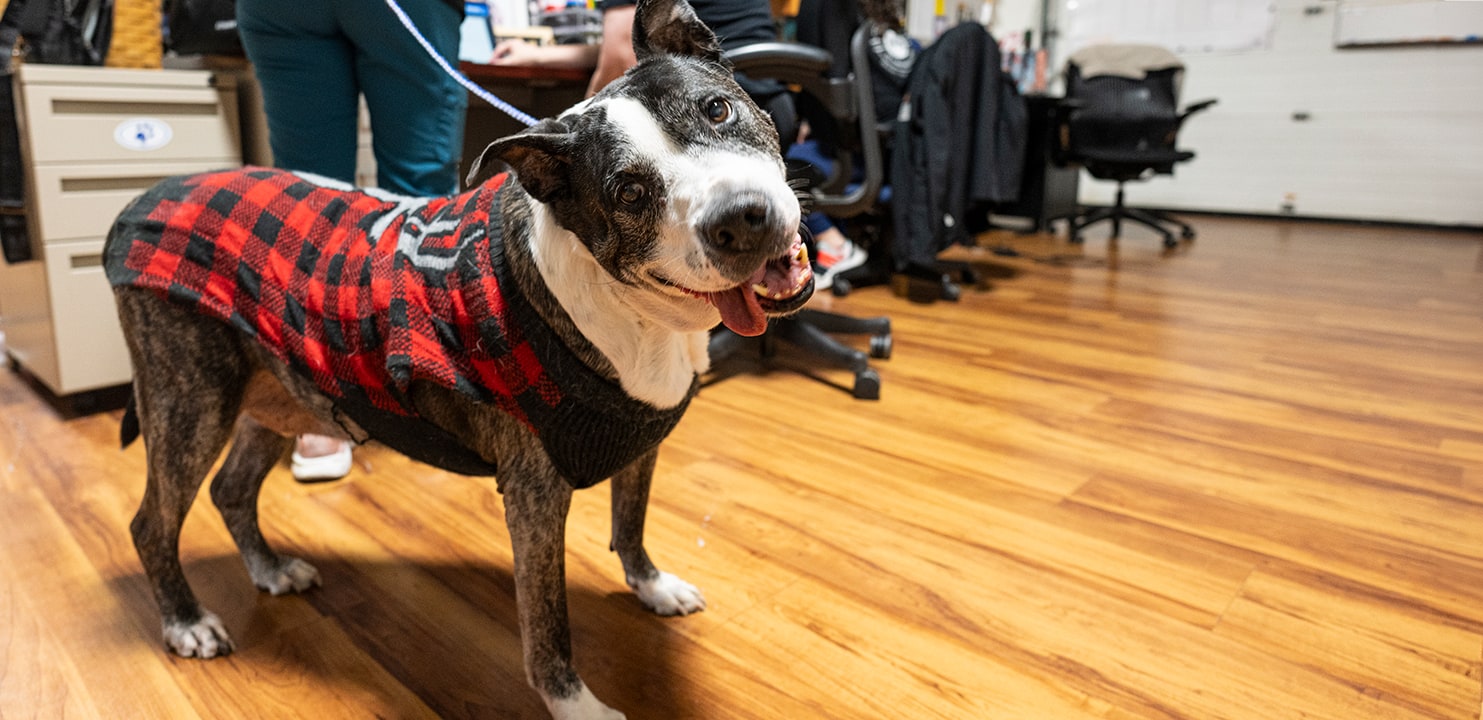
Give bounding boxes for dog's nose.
[700,193,776,254]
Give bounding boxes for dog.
[101,0,812,716]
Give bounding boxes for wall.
[906,0,1041,49]
[905,0,1483,227]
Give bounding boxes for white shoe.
[291,442,353,482]
[815,238,867,290]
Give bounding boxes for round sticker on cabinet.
[113,117,173,151]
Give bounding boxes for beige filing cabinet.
[0,64,240,395]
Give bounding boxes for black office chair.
[707,18,892,400]
[1061,44,1216,248]
[792,0,965,304]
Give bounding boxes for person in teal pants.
[237,0,468,480]
[236,0,467,196]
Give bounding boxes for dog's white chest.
[526,206,705,409]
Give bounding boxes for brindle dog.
[105,0,813,717]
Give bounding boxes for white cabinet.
[0,64,240,395]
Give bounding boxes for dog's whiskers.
[584,274,624,288]
[650,255,697,287]
[790,186,815,214]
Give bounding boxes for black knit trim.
[482,183,697,488]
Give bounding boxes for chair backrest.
[726,0,889,218]
[1065,44,1184,159]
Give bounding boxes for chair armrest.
[724,42,832,84]
[724,41,856,134]
[1180,98,1218,122]
[723,31,880,218]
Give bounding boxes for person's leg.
[236,0,360,183]
[338,0,466,196]
[811,221,866,291]
[238,0,361,482]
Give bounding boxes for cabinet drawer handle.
[69,253,104,269]
[61,176,170,193]
[51,100,218,116]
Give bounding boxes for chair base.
[818,218,976,304]
[889,261,982,303]
[828,253,978,305]
[1070,182,1196,248]
[708,309,891,400]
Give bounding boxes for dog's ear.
[469,118,574,204]
[632,0,724,65]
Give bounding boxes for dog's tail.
[120,391,140,448]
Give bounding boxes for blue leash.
[382,0,542,128]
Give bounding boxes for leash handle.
[382,0,541,128]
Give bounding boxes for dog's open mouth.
[704,234,814,336]
[657,235,814,337]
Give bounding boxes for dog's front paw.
[252,556,322,596]
[163,610,235,658]
[545,683,626,720]
[630,571,706,616]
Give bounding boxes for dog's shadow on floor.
[105,553,702,719]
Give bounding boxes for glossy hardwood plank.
[1,216,1481,719]
[0,493,106,720]
[0,483,201,720]
[1215,562,1480,720]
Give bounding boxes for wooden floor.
[2,216,1481,719]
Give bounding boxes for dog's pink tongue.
[705,284,767,337]
[704,264,770,336]
[702,271,765,339]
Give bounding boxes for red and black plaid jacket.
[105,167,694,488]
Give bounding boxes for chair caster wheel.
[832,277,852,297]
[869,333,892,359]
[852,368,881,400]
[941,281,961,302]
[1162,236,1179,249]
[1181,228,1196,240]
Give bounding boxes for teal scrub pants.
[237,0,467,196]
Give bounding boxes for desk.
[458,62,590,185]
[993,94,1079,233]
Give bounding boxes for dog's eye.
[618,181,646,205]
[705,98,732,125]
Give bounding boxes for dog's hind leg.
[129,382,243,658]
[210,417,322,596]
[610,448,705,616]
[119,291,248,658]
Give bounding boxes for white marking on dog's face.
[604,96,799,282]
[499,54,809,332]
[590,95,801,329]
[495,48,815,406]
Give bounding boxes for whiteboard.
[1060,0,1277,56]
[1335,0,1483,47]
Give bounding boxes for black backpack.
[0,0,114,263]
[2,0,114,67]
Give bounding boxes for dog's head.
[475,0,812,337]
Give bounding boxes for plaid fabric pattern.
[107,167,697,487]
[108,167,552,427]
